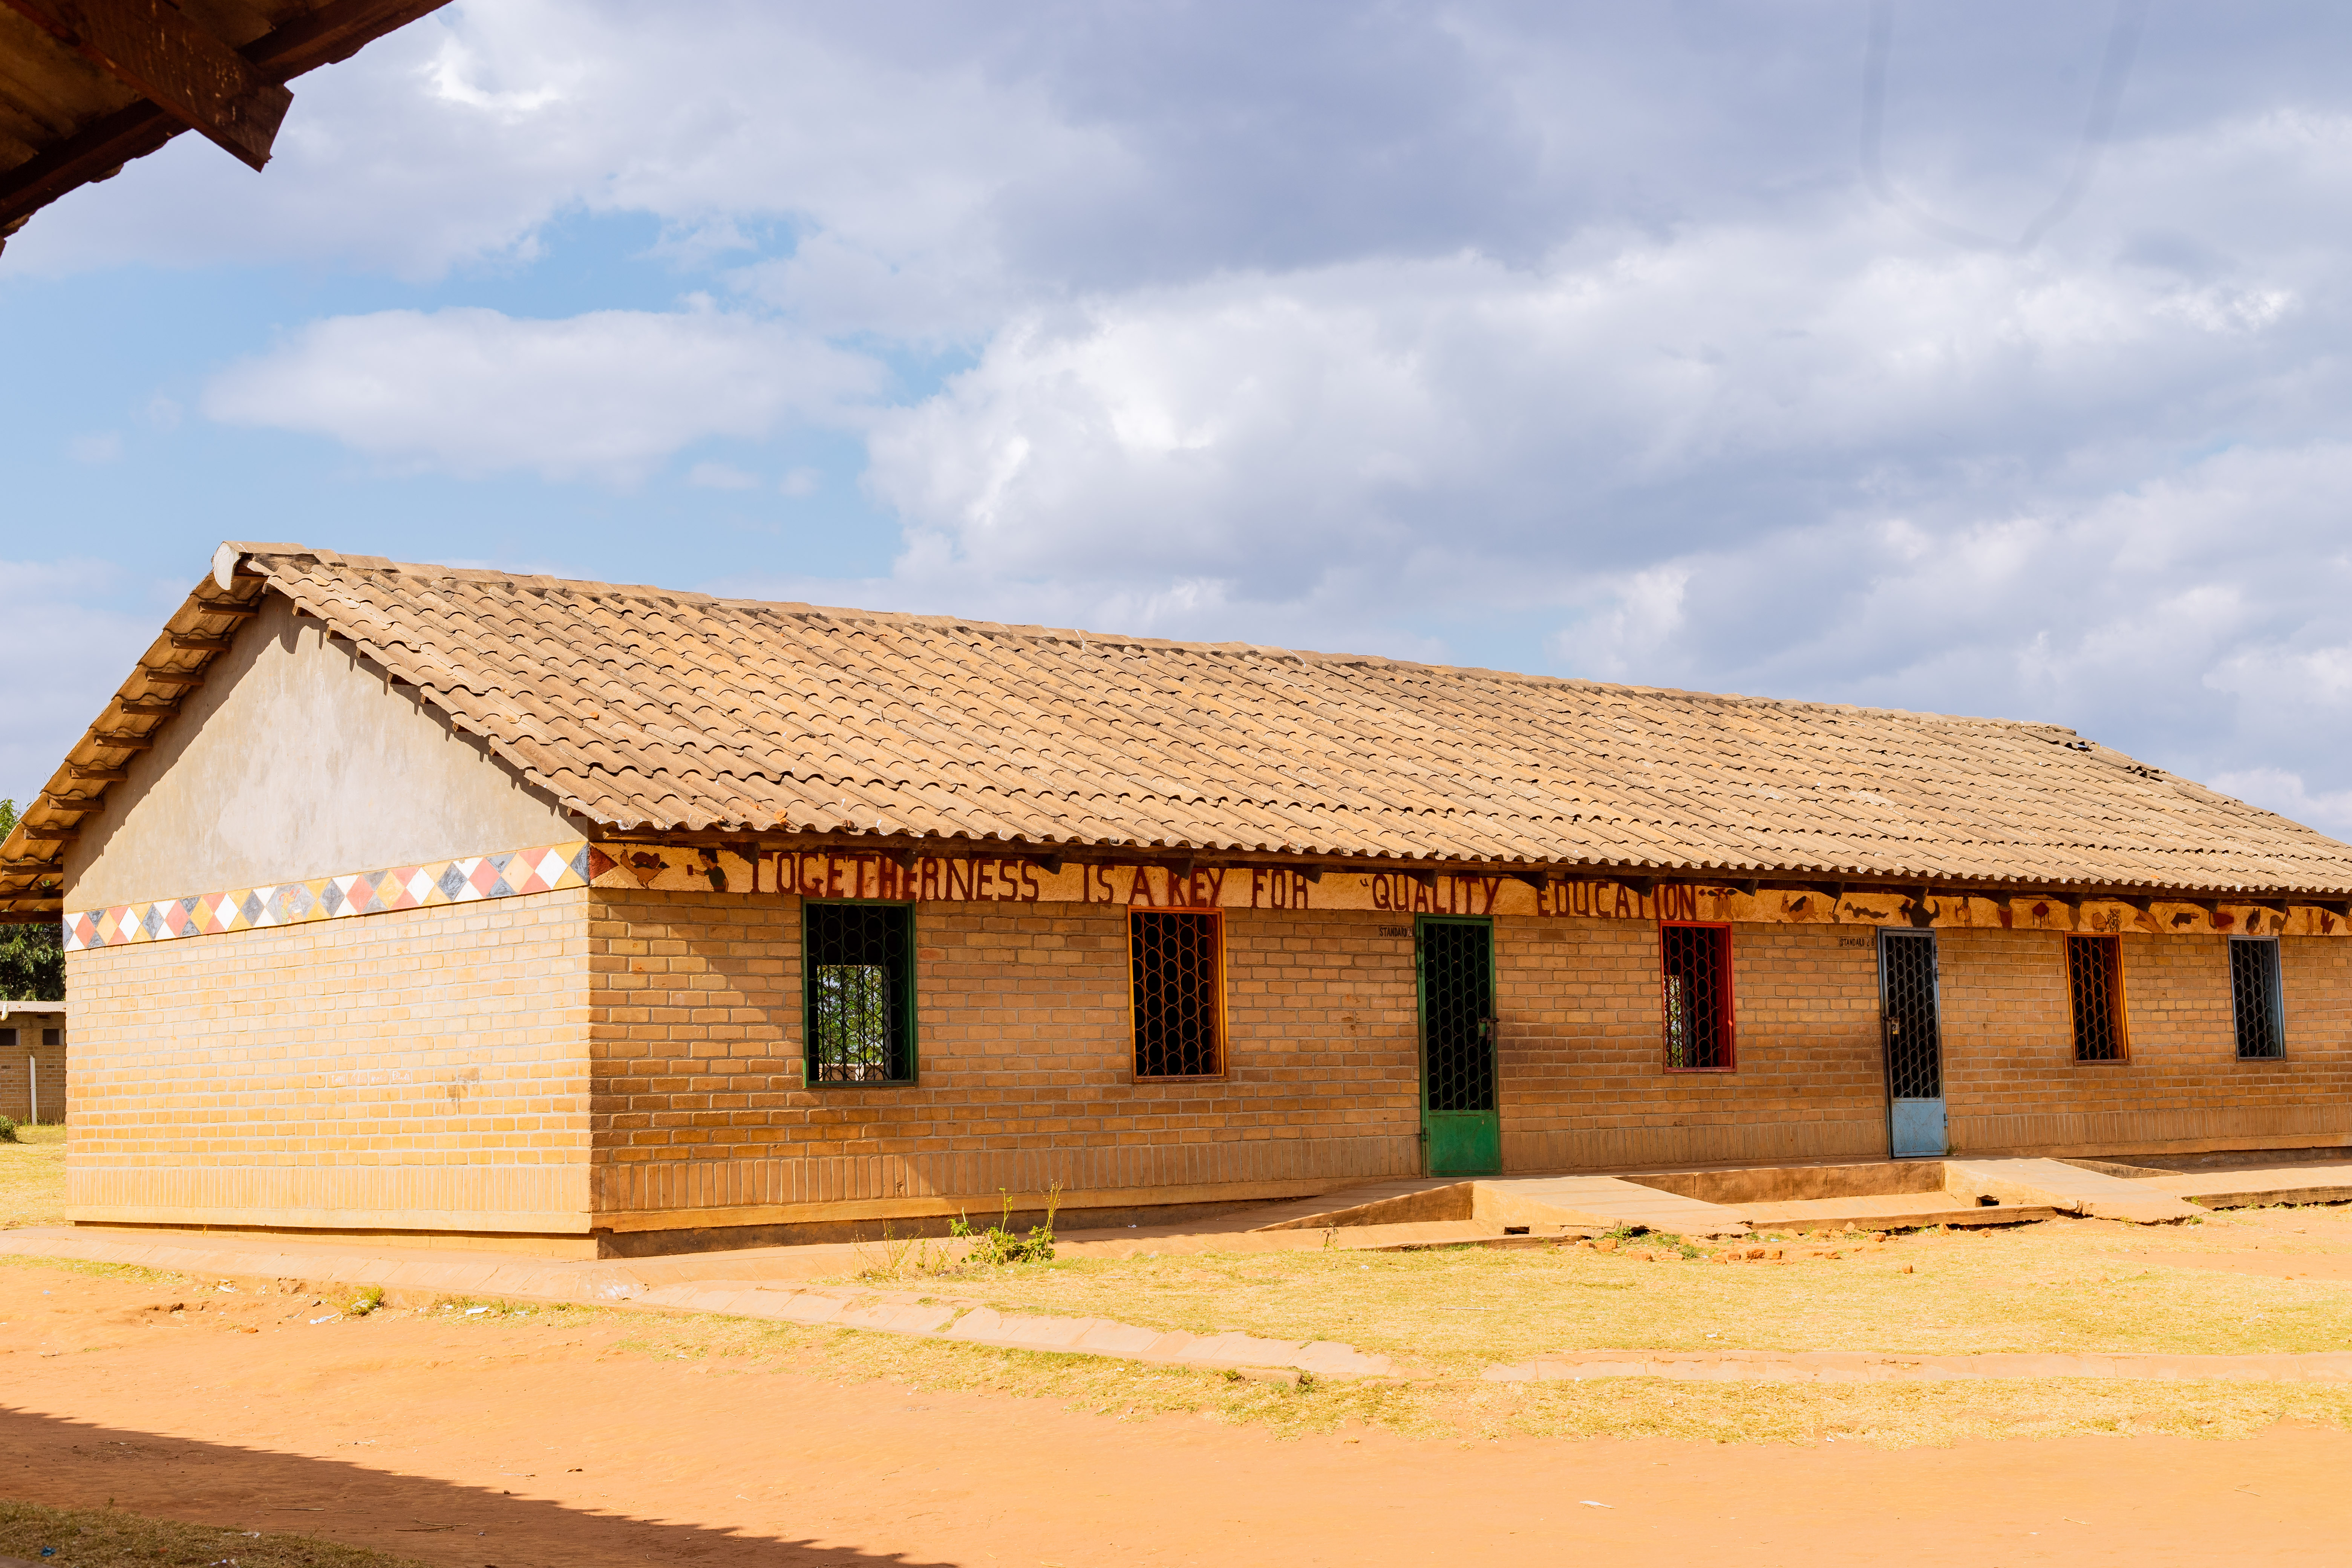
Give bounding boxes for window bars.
[2230,937,2285,1060]
[804,902,914,1084]
[1420,920,1496,1112]
[1661,922,1734,1070]
[1132,910,1223,1078]
[2067,934,2127,1062]
[1879,930,1943,1100]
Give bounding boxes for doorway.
[1418,916,1499,1175]
[1879,929,1947,1157]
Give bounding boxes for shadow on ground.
[0,1404,940,1568]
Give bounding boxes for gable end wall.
[64,592,571,911]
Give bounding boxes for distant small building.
[0,999,66,1125]
[4,542,2351,1257]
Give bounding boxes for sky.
[6,0,2352,834]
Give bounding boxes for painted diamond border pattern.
[61,842,617,952]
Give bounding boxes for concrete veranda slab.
[1945,1158,2205,1223]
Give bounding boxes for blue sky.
[8,1,2352,835]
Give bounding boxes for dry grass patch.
[0,1501,427,1567]
[10,1256,2352,1450]
[5,1142,2350,1450]
[425,1292,2352,1449]
[0,1124,65,1228]
[824,1210,2352,1371]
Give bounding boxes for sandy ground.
[6,1264,2352,1566]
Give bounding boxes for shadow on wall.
[1,1406,949,1568]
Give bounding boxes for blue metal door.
[1879,930,1947,1158]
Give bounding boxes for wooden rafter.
[3,0,293,169]
[0,0,453,232]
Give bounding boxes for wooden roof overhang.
[0,0,451,250]
[0,549,271,921]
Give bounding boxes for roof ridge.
[11,539,2328,925]
[221,542,2070,734]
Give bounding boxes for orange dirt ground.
[2,1263,2347,1567]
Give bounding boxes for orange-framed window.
[1661,920,1735,1071]
[2067,934,2129,1062]
[1130,908,1224,1079]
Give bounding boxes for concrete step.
[1735,1194,2061,1233]
[1479,1175,1752,1237]
[1332,1219,1600,1251]
[2138,1163,2352,1210]
[1945,1158,2201,1223]
[1245,1173,1752,1239]
[1243,1179,1471,1231]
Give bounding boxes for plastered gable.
[66,592,572,909]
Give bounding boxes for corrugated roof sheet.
[7,541,2352,918]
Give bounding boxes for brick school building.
[3,542,2350,1258]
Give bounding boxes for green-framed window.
[804,901,916,1084]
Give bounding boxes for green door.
[1418,916,1500,1175]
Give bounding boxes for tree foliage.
[0,799,64,1001]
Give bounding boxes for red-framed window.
[1661,920,1735,1071]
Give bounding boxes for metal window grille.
[1661,923,1734,1070]
[804,902,914,1084]
[1879,931,1943,1099]
[2067,934,2127,1061]
[1132,910,1222,1078]
[2230,938,2285,1059]
[1420,919,1496,1112]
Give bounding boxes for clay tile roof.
[6,539,2352,920]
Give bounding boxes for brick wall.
[64,888,593,1233]
[1943,929,2352,1153]
[589,895,1909,1228]
[1499,917,1890,1169]
[587,890,1425,1225]
[0,1019,67,1125]
[591,895,2352,1234]
[55,885,2351,1245]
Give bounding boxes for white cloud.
[202,305,884,483]
[2208,768,2352,841]
[687,461,762,490]
[65,432,122,464]
[1529,439,2352,833]
[1,0,1111,298]
[780,467,823,497]
[857,202,2325,625]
